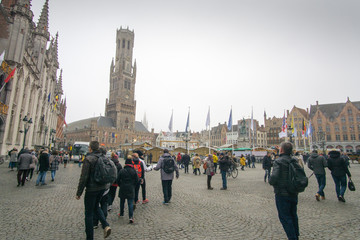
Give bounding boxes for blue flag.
[48,93,51,102]
[227,108,232,131]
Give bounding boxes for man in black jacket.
[76,141,111,239]
[269,142,299,240]
[307,150,327,201]
[262,152,272,183]
[218,153,230,190]
[181,153,191,174]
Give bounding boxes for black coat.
[181,154,190,165]
[262,155,272,170]
[117,165,139,199]
[38,152,49,172]
[327,151,351,177]
[219,156,231,171]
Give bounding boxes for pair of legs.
[221,170,227,189]
[264,169,271,182]
[315,174,326,197]
[275,195,299,240]
[194,168,200,175]
[17,170,28,186]
[332,174,347,199]
[84,189,110,240]
[162,180,173,203]
[93,193,108,227]
[51,170,56,181]
[36,171,47,185]
[184,163,189,173]
[120,197,134,220]
[207,175,213,189]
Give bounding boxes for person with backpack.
[76,141,111,239]
[107,152,122,211]
[204,154,215,190]
[17,148,33,187]
[9,147,18,171]
[131,152,145,206]
[63,152,69,168]
[49,150,60,182]
[117,158,139,223]
[269,142,304,240]
[133,150,151,204]
[327,149,352,202]
[153,149,179,205]
[36,149,49,186]
[307,149,328,201]
[193,154,201,175]
[218,153,230,190]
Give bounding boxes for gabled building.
[309,98,360,153]
[210,123,227,147]
[287,106,310,150]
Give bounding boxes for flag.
[279,131,287,138]
[281,111,287,132]
[306,121,312,137]
[205,107,210,129]
[4,67,16,83]
[293,127,297,137]
[185,109,190,133]
[115,134,118,138]
[227,108,232,131]
[55,95,59,101]
[291,117,294,134]
[250,107,254,131]
[112,132,115,138]
[302,119,306,137]
[64,119,67,127]
[48,93,51,102]
[168,111,173,132]
[0,50,4,64]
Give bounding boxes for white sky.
[31,0,360,132]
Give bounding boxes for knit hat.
[125,159,133,165]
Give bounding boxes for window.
[122,39,125,48]
[351,134,356,140]
[343,134,348,141]
[341,116,346,123]
[327,135,331,141]
[336,135,340,141]
[357,115,360,122]
[326,125,331,132]
[342,125,347,131]
[348,108,353,115]
[124,80,131,90]
[349,116,354,122]
[127,41,130,50]
[318,126,323,132]
[317,118,322,124]
[350,125,354,131]
[335,124,340,132]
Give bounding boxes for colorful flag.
[185,109,190,133]
[306,121,312,137]
[227,108,232,131]
[48,93,51,102]
[55,95,59,101]
[4,67,16,83]
[168,111,173,133]
[291,117,294,134]
[292,127,297,137]
[279,111,287,138]
[302,119,306,137]
[205,107,210,129]
[0,50,4,64]
[112,132,115,138]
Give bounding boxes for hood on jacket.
[310,152,319,158]
[328,150,340,158]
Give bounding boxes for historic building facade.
[0,0,65,155]
[155,131,199,150]
[310,98,360,153]
[286,106,310,151]
[65,28,154,150]
[264,112,282,147]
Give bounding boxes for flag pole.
[208,106,211,155]
[231,106,234,156]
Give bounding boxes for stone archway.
[336,145,344,151]
[346,145,354,153]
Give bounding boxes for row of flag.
[279,112,313,139]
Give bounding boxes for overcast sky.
[31,0,360,132]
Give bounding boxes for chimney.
[316,101,319,106]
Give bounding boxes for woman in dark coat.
[36,149,49,186]
[116,158,138,223]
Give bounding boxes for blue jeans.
[315,174,326,197]
[120,198,134,219]
[264,169,271,182]
[332,175,347,198]
[36,171,47,185]
[221,170,227,189]
[161,180,173,203]
[275,195,299,240]
[84,189,109,240]
[93,193,108,226]
[51,170,56,180]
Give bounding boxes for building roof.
[65,116,115,132]
[135,121,149,133]
[309,101,360,119]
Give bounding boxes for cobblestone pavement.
[1,160,359,240]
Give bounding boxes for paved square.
[0,160,359,239]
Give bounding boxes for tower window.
[122,39,125,48]
[128,41,130,50]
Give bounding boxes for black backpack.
[163,156,175,174]
[287,158,308,193]
[94,154,117,185]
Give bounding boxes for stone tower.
[105,27,136,130]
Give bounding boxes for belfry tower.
[105,27,137,130]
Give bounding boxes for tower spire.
[52,32,59,68]
[57,69,63,95]
[37,0,49,34]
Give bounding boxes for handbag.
[348,179,356,191]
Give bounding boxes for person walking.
[153,149,179,204]
[76,141,111,240]
[181,153,190,174]
[176,152,182,169]
[213,152,218,173]
[251,155,256,168]
[193,154,201,175]
[36,149,49,186]
[17,149,33,187]
[205,154,215,190]
[63,152,69,168]
[49,150,60,182]
[28,152,38,180]
[327,149,352,202]
[9,147,18,171]
[307,150,328,201]
[269,142,300,240]
[134,150,151,204]
[218,153,230,190]
[108,152,122,211]
[117,158,138,223]
[240,155,246,171]
[262,152,272,183]
[294,152,305,168]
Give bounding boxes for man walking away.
[36,149,49,186]
[9,148,18,171]
[153,149,179,204]
[307,150,327,201]
[327,149,352,202]
[193,154,201,175]
[262,152,272,183]
[76,141,111,239]
[251,155,256,168]
[17,148,33,187]
[134,150,151,204]
[182,153,190,174]
[269,142,300,240]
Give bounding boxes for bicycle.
[227,163,238,179]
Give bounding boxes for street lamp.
[287,125,293,143]
[49,129,56,150]
[20,115,33,150]
[43,126,48,146]
[317,131,326,154]
[183,133,190,154]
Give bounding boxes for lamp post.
[43,126,48,146]
[49,129,56,150]
[317,131,326,154]
[287,125,293,143]
[183,133,190,154]
[20,115,33,150]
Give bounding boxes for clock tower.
[105,27,137,130]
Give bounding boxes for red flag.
[4,67,16,83]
